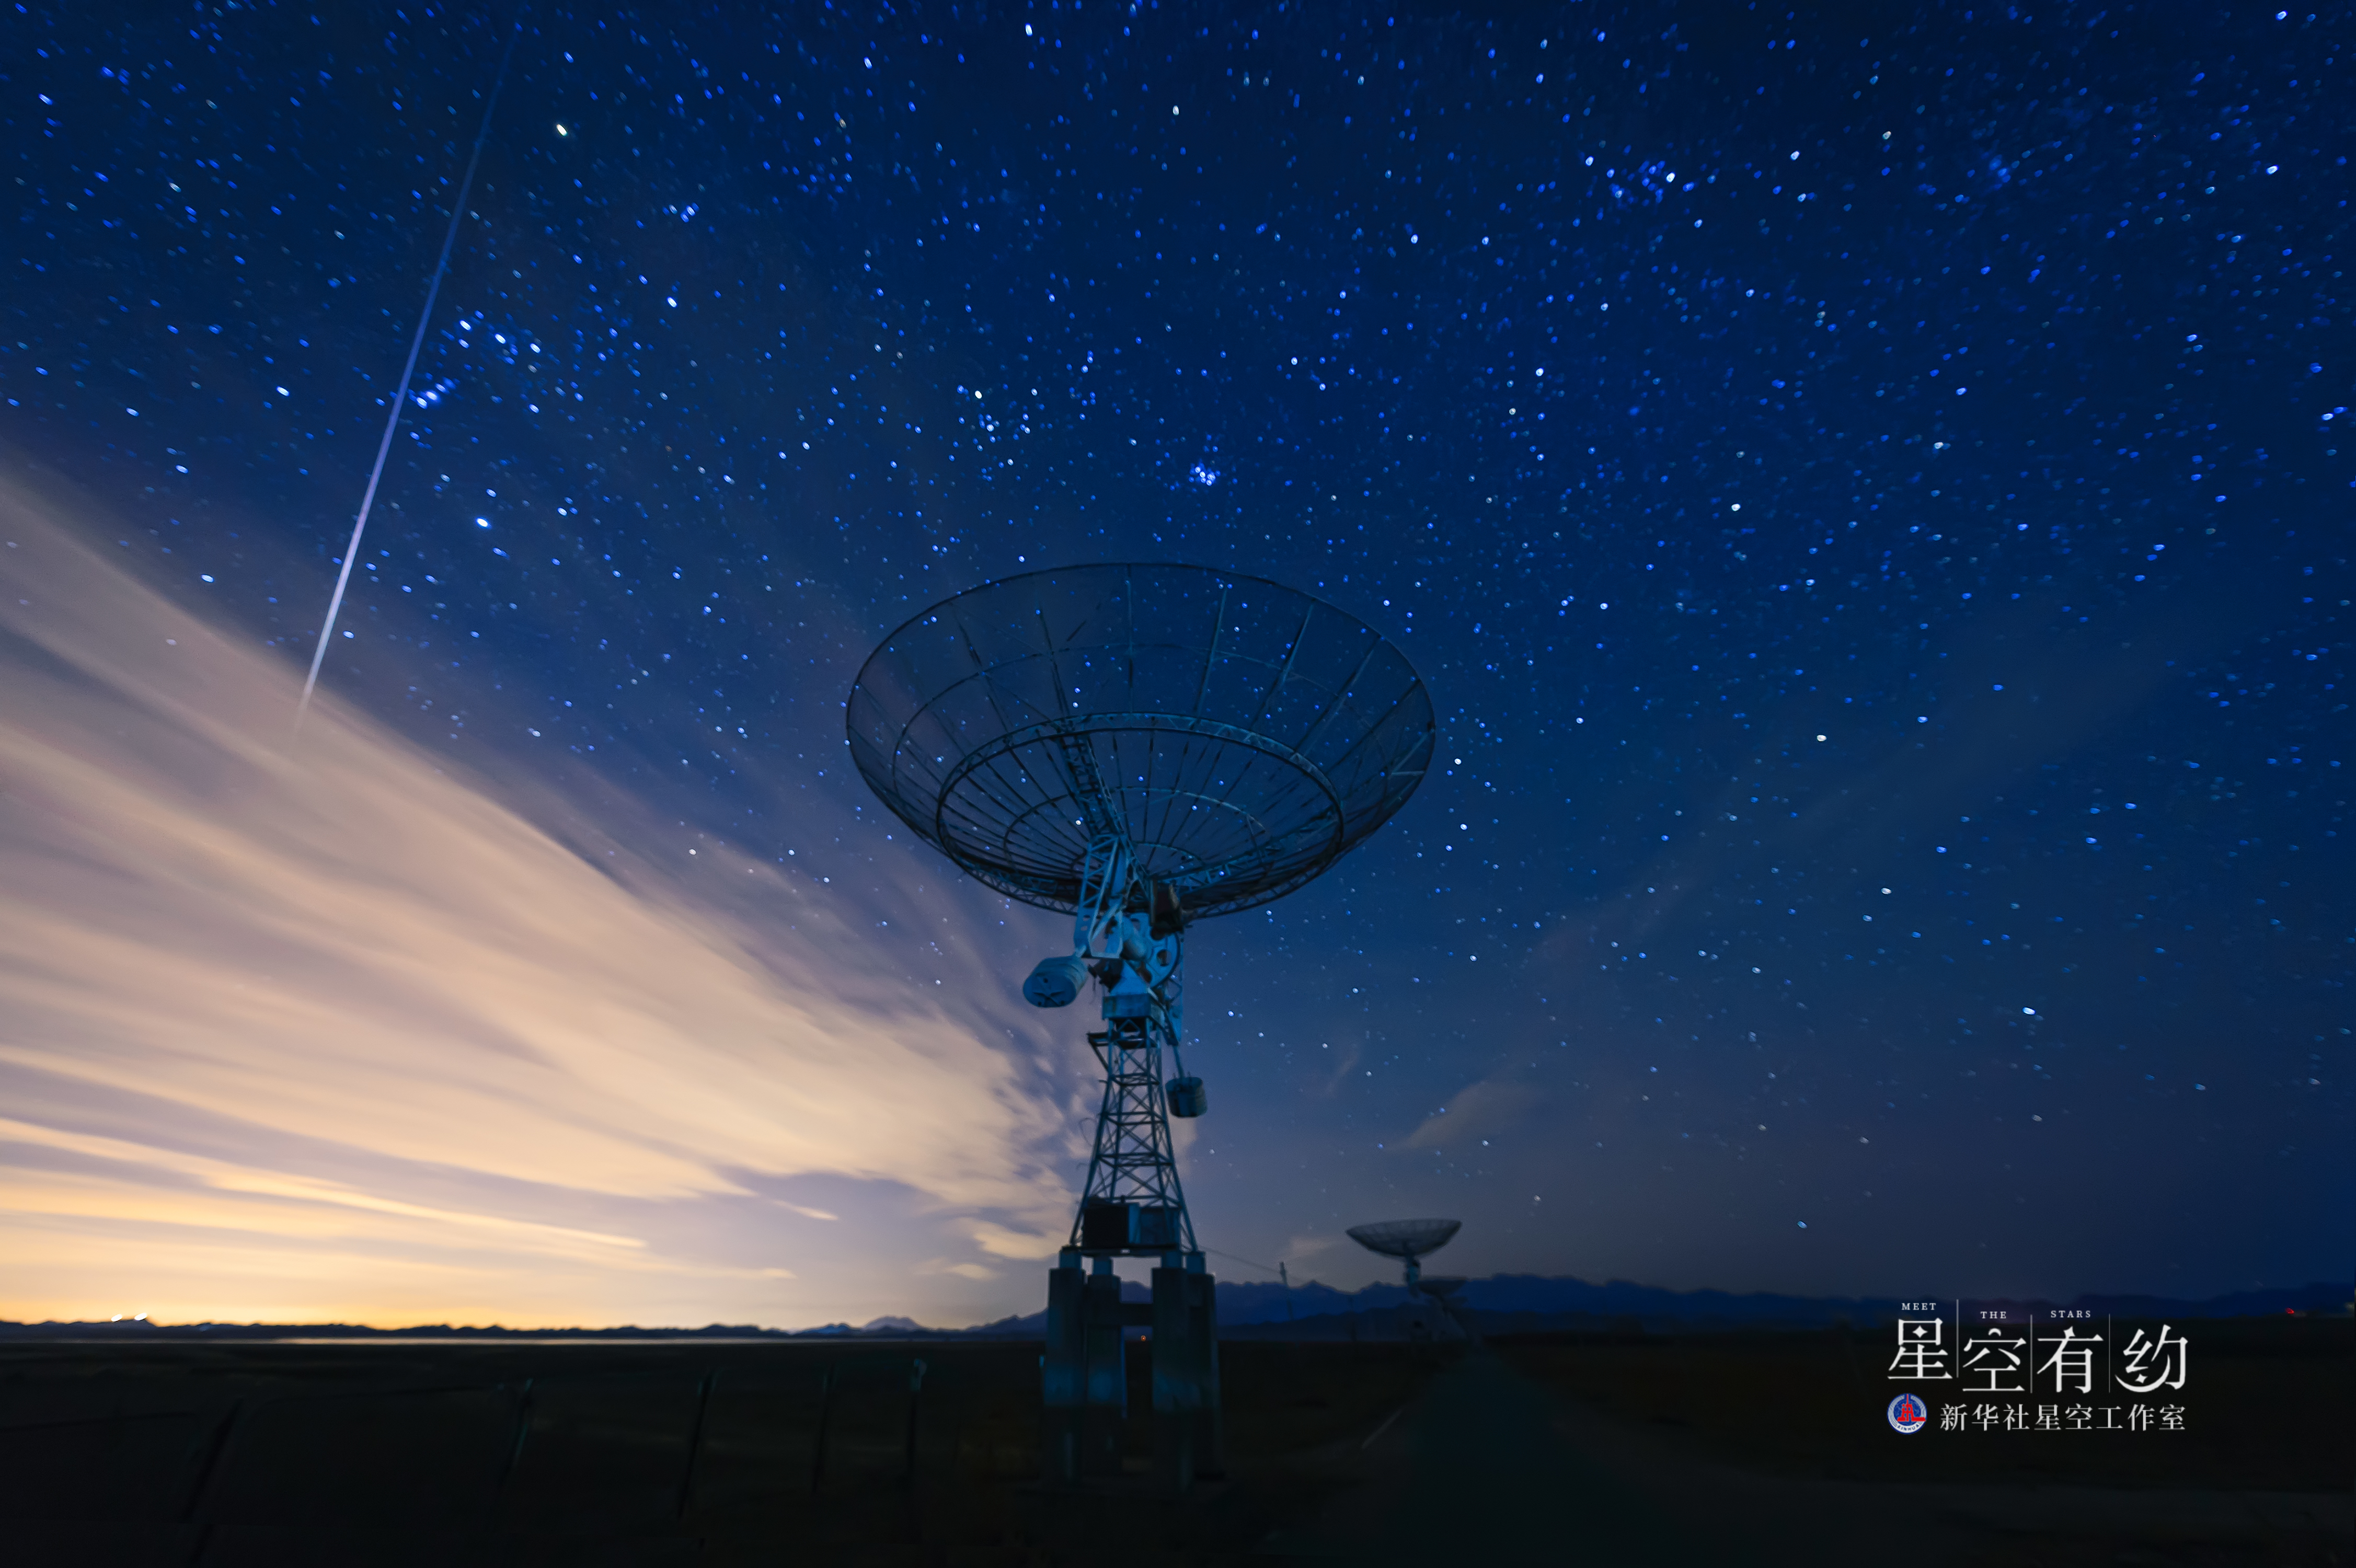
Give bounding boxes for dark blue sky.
[2,1,2346,1323]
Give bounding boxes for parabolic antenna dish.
[846,564,1434,921]
[1416,1276,1466,1299]
[1346,1219,1463,1261]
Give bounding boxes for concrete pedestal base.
[1040,1251,1221,1492]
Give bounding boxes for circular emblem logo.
[1887,1392,1929,1434]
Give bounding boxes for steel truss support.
[1040,991,1222,1491]
[1069,1001,1196,1255]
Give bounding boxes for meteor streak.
[296,22,520,729]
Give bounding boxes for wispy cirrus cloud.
[0,480,1081,1328]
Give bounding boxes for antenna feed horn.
[1022,954,1089,1008]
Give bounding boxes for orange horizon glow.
[0,477,1085,1330]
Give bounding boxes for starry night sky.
[2,2,2347,1328]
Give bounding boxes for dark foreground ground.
[0,1318,2343,1566]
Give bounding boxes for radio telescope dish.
[1348,1218,1462,1296]
[847,564,1433,1490]
[846,563,1434,921]
[1346,1219,1462,1262]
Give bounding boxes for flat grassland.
[0,1317,2341,1566]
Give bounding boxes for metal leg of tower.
[1192,1262,1225,1480]
[1040,1252,1085,1486]
[1150,1264,1198,1492]
[1150,1259,1223,1491]
[1081,1262,1127,1478]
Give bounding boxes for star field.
[3,1,2346,1313]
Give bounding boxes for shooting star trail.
[296,22,520,730]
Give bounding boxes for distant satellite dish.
[1347,1218,1462,1296]
[1345,1219,1462,1261]
[1416,1276,1466,1300]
